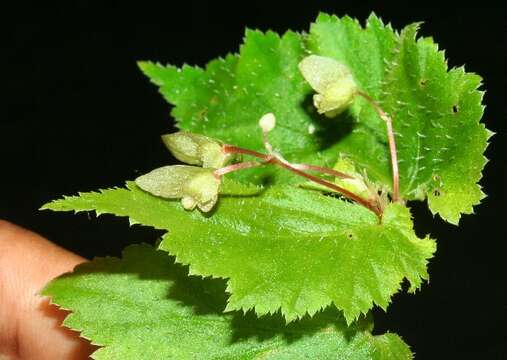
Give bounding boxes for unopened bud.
[135,165,220,212]
[161,132,233,169]
[298,55,357,117]
[333,156,371,199]
[259,113,276,133]
[182,170,220,212]
[181,196,197,211]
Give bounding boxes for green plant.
[41,13,490,359]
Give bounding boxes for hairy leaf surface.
[307,14,490,223]
[43,244,412,359]
[139,30,338,184]
[41,12,489,342]
[141,13,489,222]
[42,182,435,323]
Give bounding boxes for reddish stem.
[222,144,380,216]
[213,161,262,178]
[357,91,400,202]
[291,163,351,179]
[222,145,270,160]
[271,158,380,216]
[223,145,351,179]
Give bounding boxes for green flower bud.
[135,165,221,212]
[161,132,233,168]
[333,156,372,200]
[298,55,358,117]
[181,170,221,212]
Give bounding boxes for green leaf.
[42,182,435,324]
[307,14,490,223]
[220,176,264,196]
[138,30,339,185]
[140,13,489,223]
[306,14,397,186]
[43,244,412,359]
[41,14,489,353]
[388,24,490,224]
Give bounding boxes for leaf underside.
[43,244,412,359]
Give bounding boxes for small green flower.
[161,132,234,168]
[333,156,372,200]
[135,165,221,212]
[298,55,358,117]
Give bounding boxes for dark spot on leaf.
[419,79,427,86]
[347,232,354,240]
[432,189,441,197]
[452,105,459,113]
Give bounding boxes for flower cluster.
[135,132,232,212]
[135,56,392,217]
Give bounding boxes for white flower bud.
[259,113,276,133]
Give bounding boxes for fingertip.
[34,298,99,359]
[0,220,98,359]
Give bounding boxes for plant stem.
[223,145,351,179]
[222,144,380,216]
[356,91,400,202]
[290,163,352,179]
[213,161,262,177]
[222,145,269,160]
[271,157,381,215]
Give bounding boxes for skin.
[0,220,97,359]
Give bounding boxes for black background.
[3,4,506,359]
